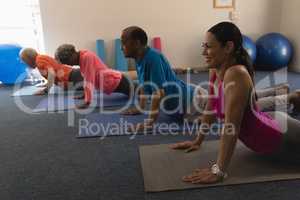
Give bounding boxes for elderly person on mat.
[20,48,83,95]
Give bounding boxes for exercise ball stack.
[242,35,257,63]
[255,33,293,70]
[0,44,27,84]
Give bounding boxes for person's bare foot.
[288,90,300,112]
[256,83,290,98]
[275,83,290,95]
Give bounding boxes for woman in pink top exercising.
[171,22,300,184]
[55,44,137,109]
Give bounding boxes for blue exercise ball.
[256,33,293,70]
[242,35,257,63]
[0,44,27,84]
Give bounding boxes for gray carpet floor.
[1,71,300,200]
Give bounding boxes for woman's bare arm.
[216,66,252,173]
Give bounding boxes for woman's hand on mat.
[182,168,222,184]
[36,83,48,88]
[73,95,85,100]
[121,107,142,115]
[170,141,200,153]
[34,88,47,95]
[76,102,90,109]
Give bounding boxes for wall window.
[0,0,44,52]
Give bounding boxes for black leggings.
[68,68,84,91]
[267,112,300,163]
[69,68,83,83]
[114,74,134,96]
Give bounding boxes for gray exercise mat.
[11,85,67,96]
[139,141,300,192]
[11,85,47,96]
[33,93,132,112]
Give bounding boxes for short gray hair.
[19,48,38,61]
[55,44,76,64]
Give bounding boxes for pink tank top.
[209,72,283,154]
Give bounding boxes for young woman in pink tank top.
[171,22,300,184]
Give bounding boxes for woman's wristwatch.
[211,164,228,180]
